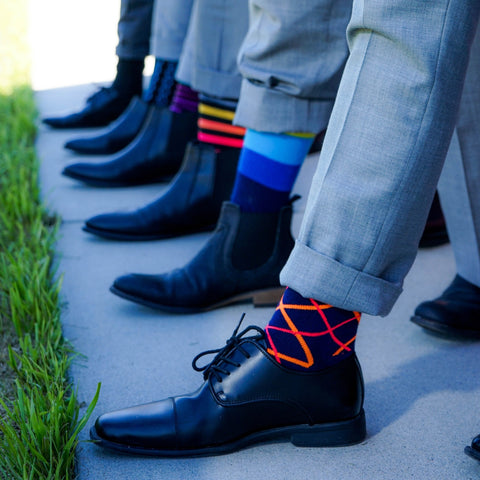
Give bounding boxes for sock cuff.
[243,129,314,166]
[169,83,198,114]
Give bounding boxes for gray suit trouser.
[116,0,193,61]
[244,0,480,316]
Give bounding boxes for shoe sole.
[82,223,215,241]
[89,410,366,457]
[410,315,480,339]
[110,284,285,313]
[64,145,120,155]
[62,169,174,187]
[465,446,480,462]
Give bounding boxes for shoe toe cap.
[64,137,107,153]
[414,301,449,322]
[93,399,177,450]
[112,273,160,301]
[85,212,134,233]
[472,435,480,451]
[63,162,97,180]
[112,271,186,308]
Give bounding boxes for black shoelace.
[192,314,265,382]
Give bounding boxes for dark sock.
[265,287,361,372]
[111,57,144,97]
[143,58,178,107]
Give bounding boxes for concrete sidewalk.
[31,3,480,479]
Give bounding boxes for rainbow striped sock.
[197,97,245,149]
[230,129,314,213]
[265,288,361,372]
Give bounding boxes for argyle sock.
[265,287,361,372]
[230,129,314,213]
[111,57,144,97]
[197,96,245,149]
[143,58,178,107]
[169,83,198,114]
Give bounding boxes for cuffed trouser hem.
[280,241,403,317]
[176,62,242,100]
[150,41,183,62]
[234,80,334,133]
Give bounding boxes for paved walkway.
[31,3,480,479]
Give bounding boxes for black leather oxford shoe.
[411,275,480,338]
[43,86,133,129]
[64,96,149,155]
[465,434,480,462]
[90,319,366,457]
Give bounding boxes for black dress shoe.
[83,142,239,239]
[465,434,480,461]
[62,106,198,187]
[43,86,133,129]
[110,201,294,312]
[90,319,366,457]
[64,96,149,155]
[411,275,480,338]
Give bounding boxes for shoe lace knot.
[192,314,264,382]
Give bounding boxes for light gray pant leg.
[438,27,480,287]
[150,0,194,60]
[176,0,249,99]
[235,0,352,133]
[281,0,480,316]
[116,0,154,59]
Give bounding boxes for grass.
[0,2,99,478]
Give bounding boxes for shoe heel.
[291,410,366,447]
[252,287,285,307]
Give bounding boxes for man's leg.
[106,0,352,313]
[88,0,479,457]
[62,0,198,184]
[43,0,153,129]
[281,0,480,316]
[116,0,154,60]
[77,0,249,234]
[63,0,196,156]
[411,26,480,338]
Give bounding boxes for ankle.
[112,57,144,97]
[265,287,361,372]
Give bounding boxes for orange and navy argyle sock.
[197,96,245,149]
[231,129,314,213]
[265,287,361,372]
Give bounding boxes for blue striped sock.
[230,129,314,213]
